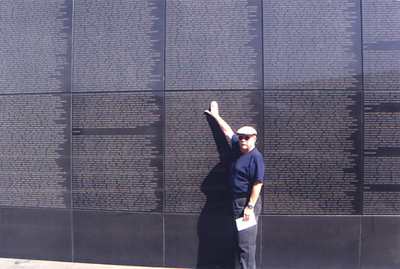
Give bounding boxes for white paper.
[235,216,257,231]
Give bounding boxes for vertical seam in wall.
[358,216,363,268]
[70,0,75,262]
[261,0,265,91]
[358,0,365,267]
[360,0,365,91]
[162,0,167,266]
[260,0,265,267]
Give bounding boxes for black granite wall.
[0,0,399,268]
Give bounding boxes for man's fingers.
[244,213,250,221]
[210,101,219,114]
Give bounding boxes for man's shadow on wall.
[197,114,235,269]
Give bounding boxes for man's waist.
[231,193,249,199]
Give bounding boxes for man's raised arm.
[204,101,234,142]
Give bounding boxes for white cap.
[237,126,257,136]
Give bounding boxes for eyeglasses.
[238,135,252,141]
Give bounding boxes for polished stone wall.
[0,0,399,268]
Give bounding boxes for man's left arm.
[243,181,263,221]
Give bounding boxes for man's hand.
[204,100,234,141]
[205,101,219,117]
[243,206,255,221]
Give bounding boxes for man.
[205,101,264,269]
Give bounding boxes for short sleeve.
[231,134,241,156]
[251,154,265,183]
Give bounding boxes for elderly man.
[205,101,264,269]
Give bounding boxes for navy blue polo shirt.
[229,135,265,195]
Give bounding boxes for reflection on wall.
[0,0,399,268]
[264,90,362,215]
[263,0,362,89]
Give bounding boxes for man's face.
[238,134,257,153]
